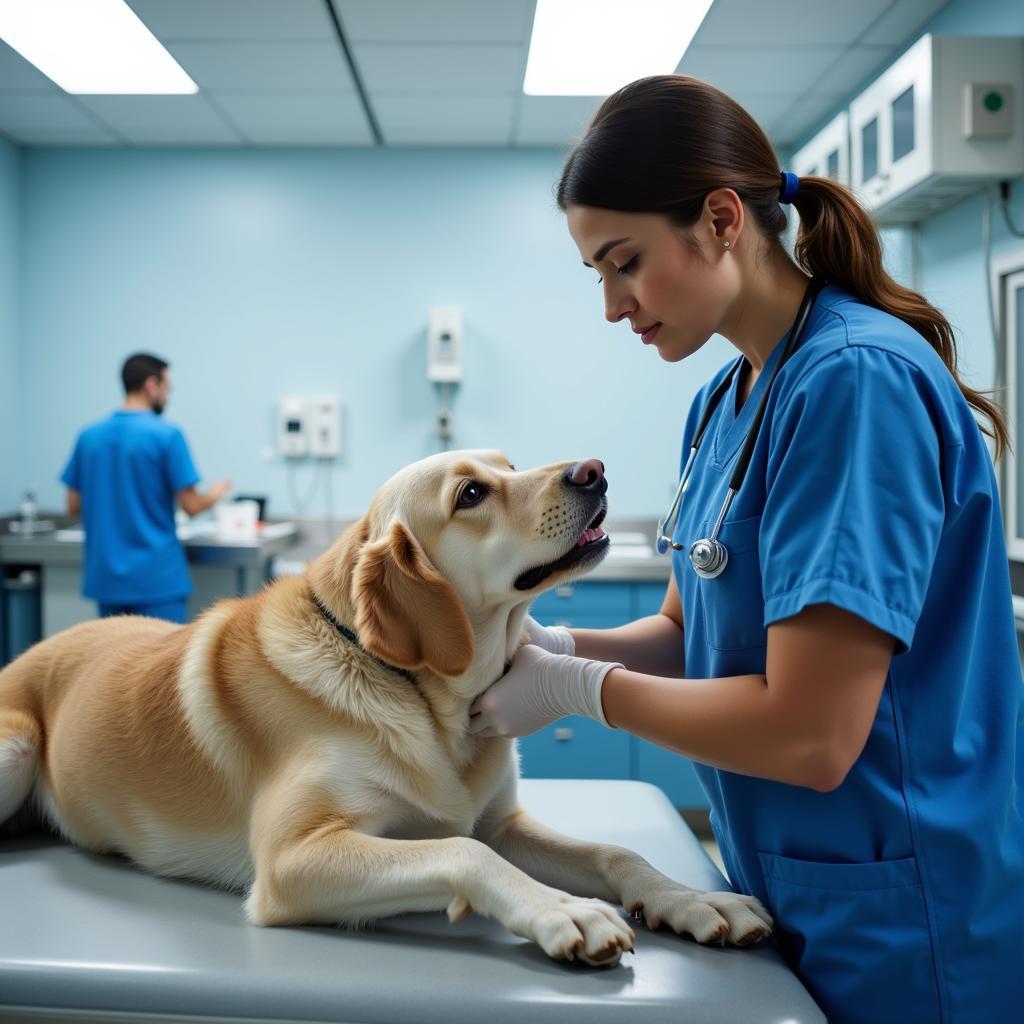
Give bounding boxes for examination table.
[0,779,824,1023]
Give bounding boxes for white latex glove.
[469,644,623,738]
[525,615,575,656]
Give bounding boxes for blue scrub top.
[671,285,1024,1023]
[61,411,200,604]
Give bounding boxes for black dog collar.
[311,593,419,685]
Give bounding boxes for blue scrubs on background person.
[61,410,200,623]
[672,283,1023,1022]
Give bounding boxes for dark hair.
[557,75,1009,457]
[121,353,169,394]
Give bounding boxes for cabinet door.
[633,738,708,808]
[632,580,669,619]
[850,34,932,210]
[791,110,850,186]
[518,717,631,780]
[530,581,632,627]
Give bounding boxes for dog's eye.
[456,482,488,509]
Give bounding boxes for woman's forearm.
[569,614,685,678]
[600,668,835,791]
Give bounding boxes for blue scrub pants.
[98,599,188,624]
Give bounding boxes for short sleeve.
[760,346,946,654]
[166,428,200,493]
[61,436,82,490]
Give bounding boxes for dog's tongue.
[575,526,607,548]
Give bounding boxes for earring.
[723,240,732,249]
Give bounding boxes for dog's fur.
[0,450,770,966]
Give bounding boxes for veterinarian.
[61,352,231,623]
[470,76,1023,1024]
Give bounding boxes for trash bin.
[2,566,42,665]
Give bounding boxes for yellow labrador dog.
[0,450,770,966]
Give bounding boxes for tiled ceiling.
[0,0,951,148]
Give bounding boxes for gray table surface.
[0,779,822,1024]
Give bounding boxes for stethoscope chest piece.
[688,537,728,579]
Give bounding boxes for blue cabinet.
[522,578,709,810]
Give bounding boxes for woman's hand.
[524,615,575,656]
[468,644,622,738]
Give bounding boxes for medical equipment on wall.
[277,396,308,457]
[428,306,462,452]
[277,396,342,522]
[656,279,824,579]
[277,396,342,459]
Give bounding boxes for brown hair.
[557,75,1009,456]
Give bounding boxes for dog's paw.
[626,886,772,947]
[515,892,636,967]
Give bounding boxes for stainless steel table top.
[0,779,822,1024]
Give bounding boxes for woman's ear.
[352,521,475,677]
[703,186,744,249]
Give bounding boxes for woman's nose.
[604,284,635,324]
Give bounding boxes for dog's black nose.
[564,459,607,495]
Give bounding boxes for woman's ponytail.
[792,176,1009,456]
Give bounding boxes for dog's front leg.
[479,808,772,946]
[246,825,636,966]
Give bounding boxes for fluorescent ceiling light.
[524,0,714,96]
[0,0,197,94]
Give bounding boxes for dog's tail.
[0,653,43,831]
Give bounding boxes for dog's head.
[313,450,609,679]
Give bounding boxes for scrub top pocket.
[698,513,767,652]
[758,850,942,1024]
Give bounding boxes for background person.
[61,352,231,623]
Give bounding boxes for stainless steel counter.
[0,521,299,639]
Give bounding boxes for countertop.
[0,779,822,1024]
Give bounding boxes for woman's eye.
[595,254,638,284]
[456,482,488,509]
[616,255,639,276]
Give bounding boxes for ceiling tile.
[860,0,950,46]
[0,94,119,144]
[0,41,60,91]
[693,0,892,46]
[126,0,335,40]
[678,45,845,96]
[514,96,602,146]
[374,93,516,144]
[74,94,243,144]
[764,92,847,147]
[333,0,533,43]
[168,41,354,91]
[354,43,525,93]
[810,44,895,99]
[214,92,374,144]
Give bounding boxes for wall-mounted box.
[849,34,1024,225]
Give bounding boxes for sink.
[7,519,57,535]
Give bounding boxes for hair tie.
[779,171,799,205]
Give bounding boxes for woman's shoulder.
[778,286,974,446]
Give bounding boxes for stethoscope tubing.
[656,279,825,578]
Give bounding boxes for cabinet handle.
[554,727,574,742]
[555,585,575,598]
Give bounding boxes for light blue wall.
[20,147,732,520]
[0,136,21,513]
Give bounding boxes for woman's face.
[566,204,737,363]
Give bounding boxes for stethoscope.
[656,278,825,579]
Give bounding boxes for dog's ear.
[352,521,474,677]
